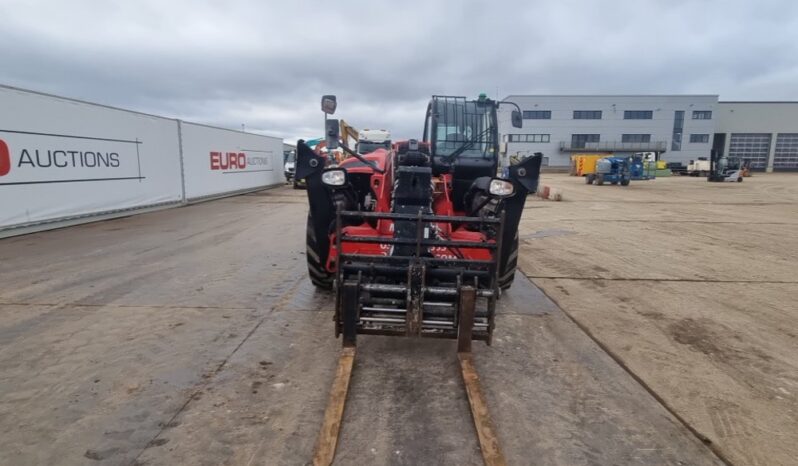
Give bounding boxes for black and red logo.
[0,139,10,176]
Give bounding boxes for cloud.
[1,0,797,142]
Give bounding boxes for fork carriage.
[333,210,505,345]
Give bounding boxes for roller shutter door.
[774,133,798,170]
[728,133,770,169]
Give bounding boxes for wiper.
[442,127,492,164]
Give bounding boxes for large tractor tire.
[306,212,333,289]
[621,178,630,186]
[498,231,519,291]
[586,174,595,184]
[597,174,605,186]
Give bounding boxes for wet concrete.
[0,187,723,465]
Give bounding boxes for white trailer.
[684,158,711,177]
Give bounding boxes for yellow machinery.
[570,153,606,176]
[339,119,359,152]
[324,120,393,164]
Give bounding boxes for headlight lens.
[489,178,515,197]
[321,169,346,187]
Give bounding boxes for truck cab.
[284,150,296,181]
[356,129,391,155]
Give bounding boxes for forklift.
[707,149,743,183]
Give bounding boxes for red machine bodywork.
[324,145,494,272]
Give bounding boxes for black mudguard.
[296,140,335,268]
[498,153,543,275]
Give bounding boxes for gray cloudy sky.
[2,0,797,142]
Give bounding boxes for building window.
[692,111,712,120]
[522,110,551,119]
[527,134,550,143]
[508,134,550,143]
[689,134,710,143]
[624,110,653,119]
[671,111,684,151]
[573,110,602,120]
[571,134,600,149]
[622,134,651,143]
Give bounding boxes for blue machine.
[586,157,631,186]
[629,154,656,180]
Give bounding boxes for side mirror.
[511,110,523,128]
[321,95,337,115]
[326,118,340,150]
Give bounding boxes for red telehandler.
[295,94,542,465]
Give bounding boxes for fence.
[0,85,283,237]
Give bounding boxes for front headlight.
[489,178,515,197]
[321,169,347,187]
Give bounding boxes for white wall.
[717,102,798,171]
[0,85,284,236]
[717,102,798,132]
[499,95,719,166]
[0,86,182,229]
[181,122,282,200]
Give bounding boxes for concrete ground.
[519,172,798,466]
[0,173,792,465]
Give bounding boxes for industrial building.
[499,95,798,171]
[715,102,798,172]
